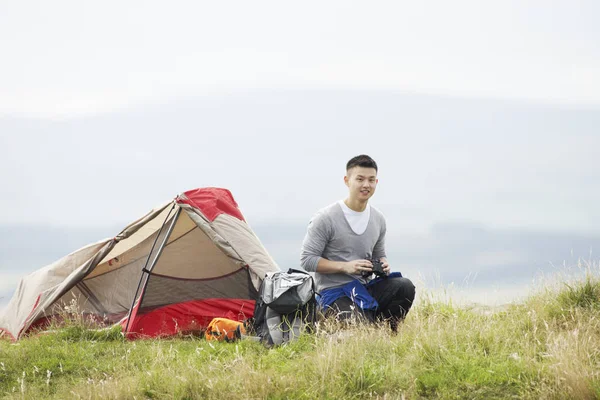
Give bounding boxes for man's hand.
[380,257,391,275]
[342,259,374,275]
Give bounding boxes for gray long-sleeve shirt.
[300,202,387,292]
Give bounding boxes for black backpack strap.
[287,268,309,275]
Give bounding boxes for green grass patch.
[1,271,600,399]
[558,277,600,310]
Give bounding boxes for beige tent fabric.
[25,240,116,325]
[211,213,280,290]
[178,205,281,290]
[114,200,174,241]
[0,201,174,339]
[91,203,177,279]
[179,204,246,266]
[152,223,241,279]
[0,239,114,339]
[58,256,148,317]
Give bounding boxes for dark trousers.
[325,277,416,330]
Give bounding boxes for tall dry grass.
[1,262,599,399]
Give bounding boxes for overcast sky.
[1,1,599,117]
[1,1,599,307]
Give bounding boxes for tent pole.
[144,206,182,274]
[124,203,177,334]
[127,207,181,333]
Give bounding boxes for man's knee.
[389,277,416,301]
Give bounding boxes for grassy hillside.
[1,270,599,399]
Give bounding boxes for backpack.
[252,269,317,346]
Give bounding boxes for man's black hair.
[346,154,378,173]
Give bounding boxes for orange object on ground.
[205,317,246,342]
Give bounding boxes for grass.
[1,266,600,399]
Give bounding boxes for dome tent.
[0,188,279,340]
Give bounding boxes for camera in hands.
[361,258,387,278]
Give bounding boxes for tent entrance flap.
[124,205,181,334]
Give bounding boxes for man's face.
[344,167,378,201]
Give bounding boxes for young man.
[300,155,415,329]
